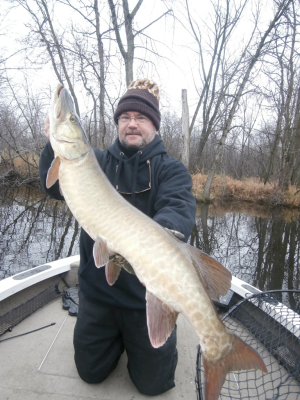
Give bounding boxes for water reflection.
[0,185,79,279]
[1,188,299,298]
[191,202,300,294]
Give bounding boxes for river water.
[1,185,299,293]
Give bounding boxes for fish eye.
[70,115,76,123]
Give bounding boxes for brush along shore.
[1,154,300,208]
[192,173,300,209]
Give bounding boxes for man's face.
[118,111,157,150]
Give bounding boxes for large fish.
[46,84,267,400]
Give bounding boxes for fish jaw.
[49,83,89,161]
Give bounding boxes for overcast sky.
[1,0,273,118]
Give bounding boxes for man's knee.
[132,377,176,396]
[73,316,124,384]
[129,347,178,396]
[74,351,116,384]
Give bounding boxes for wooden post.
[181,89,190,169]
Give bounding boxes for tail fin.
[202,333,267,400]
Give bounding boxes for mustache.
[125,129,142,136]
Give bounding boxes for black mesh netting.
[0,284,62,336]
[195,290,300,400]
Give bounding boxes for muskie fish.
[46,84,267,400]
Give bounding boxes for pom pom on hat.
[114,78,161,131]
[128,79,160,100]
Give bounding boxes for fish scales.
[58,142,224,341]
[46,84,268,400]
[60,153,207,309]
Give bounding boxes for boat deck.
[1,263,299,400]
[0,297,199,400]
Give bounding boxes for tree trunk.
[181,89,190,169]
[278,2,297,191]
[290,87,300,185]
[94,0,106,150]
[108,0,144,86]
[40,0,80,116]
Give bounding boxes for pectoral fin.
[46,156,60,188]
[146,290,178,348]
[93,237,110,268]
[105,260,121,286]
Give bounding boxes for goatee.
[120,130,145,150]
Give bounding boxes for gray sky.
[1,0,276,122]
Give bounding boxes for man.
[39,78,196,396]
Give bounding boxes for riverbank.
[2,155,300,208]
[0,152,41,188]
[192,173,300,208]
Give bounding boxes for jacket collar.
[107,135,167,205]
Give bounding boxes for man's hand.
[45,115,50,140]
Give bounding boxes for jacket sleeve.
[153,158,196,242]
[39,141,64,200]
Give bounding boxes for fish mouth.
[58,84,64,97]
[56,139,74,144]
[55,84,65,119]
[52,84,77,145]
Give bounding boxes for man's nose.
[128,117,138,128]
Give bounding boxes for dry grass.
[12,153,40,177]
[0,151,40,184]
[2,154,300,209]
[192,173,300,208]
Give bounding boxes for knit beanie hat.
[114,78,161,131]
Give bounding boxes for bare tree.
[108,0,172,86]
[13,0,80,115]
[277,3,299,190]
[185,0,251,163]
[261,1,300,189]
[159,111,182,159]
[0,78,47,185]
[290,87,300,185]
[203,0,293,200]
[58,0,112,149]
[181,89,190,169]
[94,0,107,150]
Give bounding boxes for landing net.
[195,290,300,400]
[0,284,62,336]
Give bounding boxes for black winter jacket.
[39,135,196,309]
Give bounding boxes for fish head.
[49,83,89,160]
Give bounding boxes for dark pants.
[73,290,178,396]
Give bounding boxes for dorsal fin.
[186,244,232,301]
